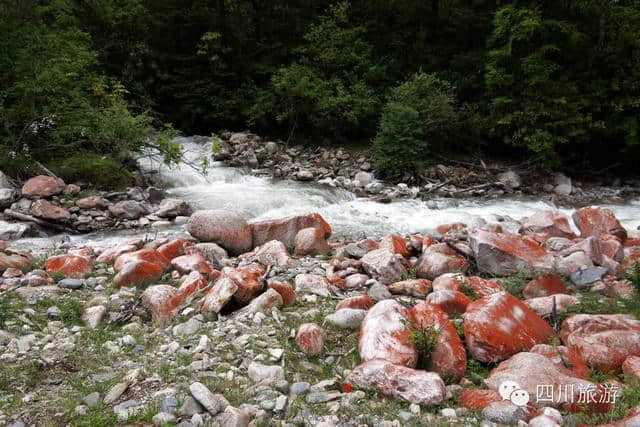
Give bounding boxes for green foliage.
[47,152,134,190]
[500,271,532,299]
[567,381,640,425]
[253,1,382,138]
[626,261,640,290]
[59,299,85,325]
[407,322,439,370]
[372,72,457,179]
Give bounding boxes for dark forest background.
[2,0,640,186]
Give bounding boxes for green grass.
[566,382,640,425]
[627,261,640,290]
[407,322,439,370]
[557,292,640,323]
[499,271,531,299]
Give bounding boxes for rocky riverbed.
[1,202,640,426]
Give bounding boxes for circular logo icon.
[498,381,530,407]
[510,389,530,406]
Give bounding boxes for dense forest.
[1,0,640,186]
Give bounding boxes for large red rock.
[573,207,627,240]
[559,314,640,371]
[530,344,590,379]
[415,244,469,280]
[336,294,375,311]
[253,240,292,267]
[469,229,555,276]
[520,210,576,240]
[432,273,502,298]
[171,253,216,277]
[525,294,579,317]
[425,290,472,316]
[267,280,296,306]
[622,356,640,384]
[0,251,33,272]
[187,209,253,255]
[294,227,331,256]
[30,199,71,222]
[96,243,139,263]
[141,285,181,325]
[113,260,164,286]
[432,272,466,292]
[220,264,265,305]
[295,323,324,355]
[485,352,611,412]
[45,254,92,278]
[201,277,238,316]
[463,292,556,363]
[359,300,417,367]
[459,389,502,410]
[360,248,407,285]
[250,213,331,250]
[523,275,569,299]
[378,235,410,257]
[388,279,432,297]
[157,238,192,261]
[114,247,168,271]
[346,359,446,406]
[600,234,624,262]
[407,302,467,380]
[436,223,466,235]
[21,175,65,198]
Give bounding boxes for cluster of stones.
[211,131,640,204]
[0,173,191,239]
[1,206,640,426]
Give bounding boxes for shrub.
[372,102,426,179]
[47,152,134,190]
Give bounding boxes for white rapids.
[13,136,640,252]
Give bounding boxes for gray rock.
[152,412,177,426]
[7,421,25,427]
[294,274,330,297]
[155,198,190,218]
[109,200,147,220]
[0,220,31,241]
[290,381,310,395]
[178,395,204,416]
[570,267,608,289]
[296,170,314,181]
[305,391,341,404]
[58,278,83,290]
[47,306,61,318]
[113,399,142,420]
[354,171,374,187]
[368,281,393,301]
[0,171,14,189]
[325,309,366,329]
[247,362,285,383]
[498,171,521,189]
[275,380,290,394]
[360,249,407,285]
[215,406,250,427]
[83,392,100,407]
[103,382,128,404]
[0,188,18,208]
[482,400,528,424]
[172,317,202,336]
[189,382,225,415]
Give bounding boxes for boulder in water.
[187,210,253,256]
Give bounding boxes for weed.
[407,322,439,370]
[566,382,640,425]
[626,261,640,290]
[406,267,418,280]
[465,358,496,385]
[499,271,531,299]
[59,299,85,325]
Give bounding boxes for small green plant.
[211,134,222,154]
[465,358,496,385]
[49,271,66,282]
[500,271,531,299]
[405,267,418,280]
[626,261,640,290]
[567,381,640,425]
[59,299,85,325]
[407,323,439,369]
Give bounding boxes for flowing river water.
[12,136,640,251]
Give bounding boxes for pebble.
[290,381,310,395]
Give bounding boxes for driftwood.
[423,177,456,194]
[3,209,76,233]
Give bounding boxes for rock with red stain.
[344,273,368,289]
[469,229,555,276]
[239,288,282,314]
[523,275,569,299]
[295,274,330,296]
[114,247,168,271]
[187,209,253,255]
[602,279,637,300]
[220,264,265,305]
[346,359,446,406]
[201,277,238,316]
[253,240,292,267]
[96,244,139,263]
[530,344,590,379]
[573,207,627,240]
[113,260,164,286]
[30,199,71,222]
[600,235,625,262]
[45,254,92,278]
[190,243,228,267]
[463,292,556,363]
[379,235,410,257]
[525,294,579,317]
[295,227,331,256]
[520,210,576,240]
[432,273,466,292]
[295,323,324,355]
[623,356,640,384]
[459,389,501,410]
[425,290,472,316]
[432,273,502,298]
[143,272,210,324]
[415,244,469,280]
[436,223,467,235]
[250,212,331,250]
[171,253,215,277]
[485,352,610,412]
[559,314,640,371]
[336,294,375,311]
[388,279,432,297]
[157,238,192,261]
[76,196,110,209]
[267,280,296,306]
[623,246,640,269]
[359,300,417,367]
[360,248,407,285]
[0,251,33,272]
[21,175,65,198]
[407,302,467,380]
